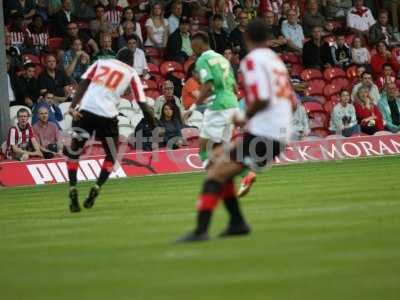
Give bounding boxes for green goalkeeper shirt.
[195,50,238,111]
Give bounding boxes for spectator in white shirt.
[281,9,304,53]
[145,3,169,49]
[125,35,148,76]
[346,0,375,37]
[168,0,183,34]
[292,101,310,140]
[351,36,370,66]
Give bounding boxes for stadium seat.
[301,68,323,81]
[324,35,336,45]
[302,101,323,113]
[308,111,329,129]
[184,59,195,73]
[323,84,342,97]
[236,88,245,99]
[187,110,203,129]
[323,99,339,114]
[145,89,161,99]
[22,54,40,64]
[331,77,350,90]
[329,94,341,103]
[304,79,326,96]
[280,52,300,64]
[144,47,161,59]
[310,127,330,138]
[392,47,400,63]
[345,34,355,45]
[48,37,63,51]
[291,64,304,76]
[171,71,186,80]
[160,61,184,77]
[34,64,44,78]
[141,79,158,90]
[346,65,358,79]
[323,67,346,81]
[147,63,160,75]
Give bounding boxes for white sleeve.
[130,71,146,103]
[240,57,271,104]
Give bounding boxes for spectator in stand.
[32,92,63,129]
[105,0,123,32]
[369,9,400,47]
[346,0,375,37]
[154,80,185,119]
[281,9,304,54]
[292,102,310,140]
[93,33,116,60]
[329,89,360,137]
[125,35,148,76]
[74,0,96,22]
[209,14,231,54]
[15,62,40,108]
[159,103,185,149]
[351,71,380,104]
[323,0,352,20]
[60,22,99,56]
[190,18,200,35]
[88,19,107,47]
[119,7,143,42]
[168,0,183,34]
[371,41,400,77]
[5,29,21,69]
[354,86,384,134]
[378,82,400,133]
[38,54,72,103]
[303,0,333,37]
[7,0,36,24]
[7,56,18,106]
[302,26,332,69]
[376,64,397,91]
[53,0,75,37]
[117,20,142,50]
[243,0,258,20]
[226,4,243,32]
[263,10,287,53]
[383,0,400,31]
[223,47,239,75]
[62,38,91,83]
[330,31,352,69]
[7,12,25,52]
[145,3,169,49]
[182,64,201,110]
[25,14,49,56]
[278,1,292,26]
[94,4,112,34]
[5,108,42,161]
[286,62,308,95]
[165,16,192,62]
[134,106,157,152]
[32,105,62,158]
[351,36,370,66]
[230,11,248,60]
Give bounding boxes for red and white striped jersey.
[10,31,25,50]
[6,124,34,159]
[79,58,146,118]
[105,8,123,30]
[240,48,295,142]
[26,29,49,50]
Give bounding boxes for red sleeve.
[389,56,400,73]
[130,73,146,103]
[354,102,367,124]
[373,105,385,130]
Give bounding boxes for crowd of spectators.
[3,0,400,161]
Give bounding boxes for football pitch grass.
[1,156,400,300]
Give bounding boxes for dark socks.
[223,197,246,227]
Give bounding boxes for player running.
[177,19,296,242]
[190,32,256,197]
[65,48,153,213]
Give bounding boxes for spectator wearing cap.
[369,9,400,47]
[263,11,287,53]
[303,0,333,37]
[62,38,91,83]
[378,82,400,133]
[168,1,183,34]
[165,16,192,62]
[124,35,148,76]
[32,92,63,129]
[346,0,375,37]
[371,41,400,77]
[351,71,380,104]
[208,14,231,55]
[25,14,49,56]
[145,3,169,49]
[155,80,185,119]
[302,26,332,69]
[330,31,352,69]
[15,62,40,108]
[5,108,42,161]
[32,105,63,159]
[229,11,248,59]
[53,0,76,37]
[330,90,360,137]
[281,9,304,54]
[38,54,73,103]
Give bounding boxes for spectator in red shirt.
[5,108,42,160]
[354,86,384,135]
[182,64,201,110]
[376,63,397,91]
[371,41,400,76]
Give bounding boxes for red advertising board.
[1,134,399,187]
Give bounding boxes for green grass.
[1,156,400,300]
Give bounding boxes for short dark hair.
[126,34,139,43]
[95,4,105,11]
[382,63,392,69]
[378,9,389,16]
[116,48,134,66]
[233,5,243,13]
[192,31,210,45]
[17,108,30,117]
[245,18,269,44]
[24,62,36,70]
[361,71,372,78]
[212,14,223,21]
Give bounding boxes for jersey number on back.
[92,66,124,91]
[209,57,230,80]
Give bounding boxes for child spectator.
[371,41,400,77]
[329,89,360,137]
[145,3,169,49]
[378,82,400,133]
[330,31,352,69]
[354,86,384,135]
[292,102,310,140]
[351,36,370,66]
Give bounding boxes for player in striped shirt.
[65,48,154,213]
[177,18,295,242]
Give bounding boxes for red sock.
[196,193,219,211]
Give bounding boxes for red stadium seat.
[323,83,342,97]
[145,47,161,58]
[141,79,158,90]
[147,63,160,75]
[160,61,184,77]
[184,59,195,73]
[331,77,350,90]
[145,89,161,99]
[329,94,341,103]
[308,111,329,129]
[48,37,63,51]
[22,54,40,64]
[323,99,339,114]
[280,52,300,64]
[34,64,44,78]
[291,64,304,76]
[171,71,186,80]
[324,35,336,45]
[303,101,323,113]
[304,79,326,96]
[323,67,346,81]
[346,65,358,79]
[311,127,330,138]
[301,68,323,81]
[345,34,355,45]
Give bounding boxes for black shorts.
[71,110,119,140]
[230,132,283,171]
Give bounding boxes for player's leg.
[84,117,119,209]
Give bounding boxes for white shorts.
[199,108,239,143]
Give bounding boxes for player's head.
[116,48,134,66]
[191,31,210,56]
[244,18,269,50]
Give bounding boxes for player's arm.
[196,81,213,105]
[68,79,90,120]
[195,60,214,106]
